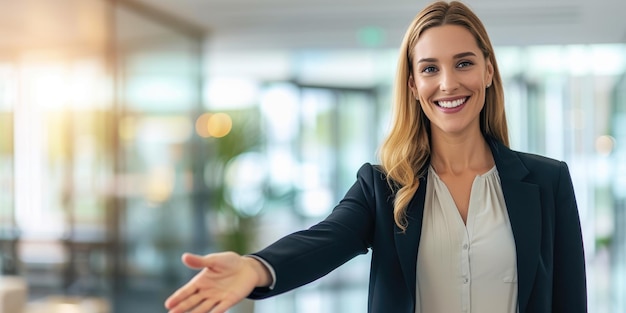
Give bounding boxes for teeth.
[437,98,466,108]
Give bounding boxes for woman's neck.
[429,130,494,176]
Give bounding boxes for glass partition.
[0,1,204,311]
[0,0,116,298]
[110,2,204,311]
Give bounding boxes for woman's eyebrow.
[416,57,437,64]
[416,51,477,64]
[454,51,477,59]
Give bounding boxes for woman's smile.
[435,96,469,113]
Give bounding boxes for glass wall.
[113,0,204,291]
[0,1,204,312]
[110,2,205,312]
[0,0,116,300]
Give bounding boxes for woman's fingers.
[167,291,204,313]
[209,296,240,313]
[188,297,220,313]
[166,257,221,309]
[168,288,237,313]
[181,253,207,269]
[165,270,211,310]
[164,281,197,309]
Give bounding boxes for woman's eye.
[457,61,473,68]
[422,66,437,73]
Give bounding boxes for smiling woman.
[165,2,586,313]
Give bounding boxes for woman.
[164,1,587,312]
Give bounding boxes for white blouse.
[416,166,518,313]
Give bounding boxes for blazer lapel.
[394,176,427,309]
[490,140,542,313]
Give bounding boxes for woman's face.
[409,25,493,138]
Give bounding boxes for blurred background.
[0,0,624,312]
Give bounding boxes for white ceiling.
[0,0,624,54]
[132,0,626,51]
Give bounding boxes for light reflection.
[595,135,615,156]
[126,77,194,110]
[298,188,333,217]
[144,166,175,205]
[0,64,16,110]
[119,116,138,141]
[225,152,267,216]
[195,113,212,138]
[195,112,233,138]
[28,296,110,313]
[68,59,109,109]
[54,303,82,313]
[205,78,259,109]
[136,116,192,143]
[48,112,75,162]
[13,57,110,237]
[260,84,299,143]
[207,113,232,138]
[14,63,47,236]
[25,64,70,110]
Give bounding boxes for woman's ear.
[485,60,494,88]
[408,75,419,99]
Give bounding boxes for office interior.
[0,0,624,312]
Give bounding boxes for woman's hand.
[164,251,271,313]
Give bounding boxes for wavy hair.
[379,1,509,232]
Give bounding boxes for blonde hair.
[379,1,509,232]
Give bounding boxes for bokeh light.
[207,112,232,138]
[595,135,615,156]
[119,116,137,141]
[143,166,175,205]
[195,113,212,138]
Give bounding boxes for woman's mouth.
[436,97,468,108]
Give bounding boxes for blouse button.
[463,277,469,284]
[463,244,468,250]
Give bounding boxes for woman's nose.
[439,69,460,93]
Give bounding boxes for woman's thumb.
[181,253,210,269]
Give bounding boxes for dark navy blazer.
[249,139,587,312]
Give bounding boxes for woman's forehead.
[413,25,481,60]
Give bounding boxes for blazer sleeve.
[552,161,587,312]
[247,163,378,299]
